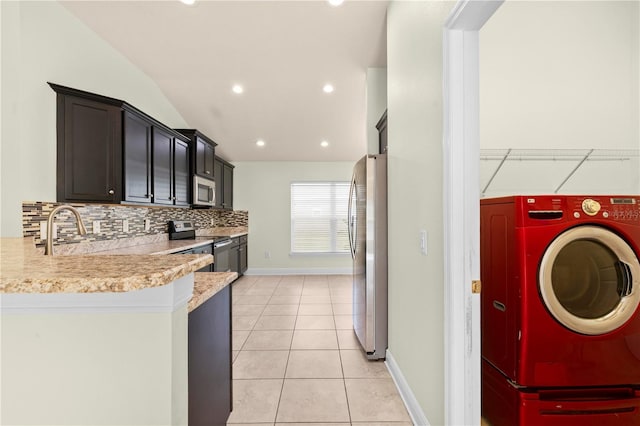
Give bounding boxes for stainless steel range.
[168,221,233,272]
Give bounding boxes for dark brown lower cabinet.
[188,285,232,426]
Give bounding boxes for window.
[291,182,350,254]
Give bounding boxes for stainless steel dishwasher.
[212,238,233,272]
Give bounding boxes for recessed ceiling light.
[256,140,265,147]
[180,0,195,5]
[232,84,244,94]
[322,84,334,93]
[321,140,329,148]
[328,0,344,6]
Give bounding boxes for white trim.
[0,274,194,314]
[244,267,351,276]
[443,1,503,425]
[385,350,430,426]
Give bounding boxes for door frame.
[442,1,503,424]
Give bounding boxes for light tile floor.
[227,274,413,426]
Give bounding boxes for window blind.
[291,182,350,254]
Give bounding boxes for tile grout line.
[272,275,297,425]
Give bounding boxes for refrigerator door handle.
[348,176,356,259]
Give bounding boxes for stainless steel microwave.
[193,175,215,207]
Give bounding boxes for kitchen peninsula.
[0,237,237,426]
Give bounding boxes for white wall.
[367,67,388,155]
[480,1,640,196]
[2,308,188,425]
[386,2,454,425]
[0,1,188,237]
[233,161,353,274]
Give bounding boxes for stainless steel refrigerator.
[348,154,388,360]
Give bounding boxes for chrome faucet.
[44,205,87,255]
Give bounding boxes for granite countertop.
[189,271,238,312]
[0,238,212,294]
[197,226,248,238]
[90,238,216,256]
[1,226,247,300]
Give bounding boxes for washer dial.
[582,199,601,216]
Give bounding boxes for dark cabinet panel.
[229,237,240,275]
[223,164,233,210]
[196,137,215,177]
[238,242,248,275]
[124,111,152,204]
[153,128,174,205]
[214,156,234,211]
[57,95,121,203]
[214,158,224,209]
[174,139,190,206]
[188,285,232,426]
[175,129,216,181]
[376,109,388,155]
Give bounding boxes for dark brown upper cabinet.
[173,139,190,206]
[175,129,217,180]
[214,156,234,211]
[124,111,152,204]
[50,83,191,207]
[55,93,122,203]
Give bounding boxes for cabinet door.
[239,243,248,275]
[174,139,190,206]
[229,238,240,273]
[124,112,152,204]
[58,96,121,203]
[222,164,233,210]
[214,158,224,209]
[152,128,174,205]
[188,285,232,426]
[195,136,215,178]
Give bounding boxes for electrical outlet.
[122,219,129,233]
[93,221,101,234]
[210,219,214,226]
[40,222,47,240]
[40,222,58,240]
[144,219,151,231]
[264,251,271,259]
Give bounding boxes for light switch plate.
[122,219,129,233]
[93,221,101,234]
[144,219,151,231]
[419,230,427,255]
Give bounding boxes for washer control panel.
[574,197,639,222]
[524,196,640,223]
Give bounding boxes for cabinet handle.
[108,189,115,195]
[205,171,211,174]
[150,194,154,198]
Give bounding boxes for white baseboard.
[244,267,351,276]
[385,349,430,426]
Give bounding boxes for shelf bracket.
[554,149,594,193]
[481,148,511,196]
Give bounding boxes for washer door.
[539,225,640,335]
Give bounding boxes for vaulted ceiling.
[61,1,388,162]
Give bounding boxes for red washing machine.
[481,195,640,426]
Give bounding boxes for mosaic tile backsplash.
[22,201,248,247]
